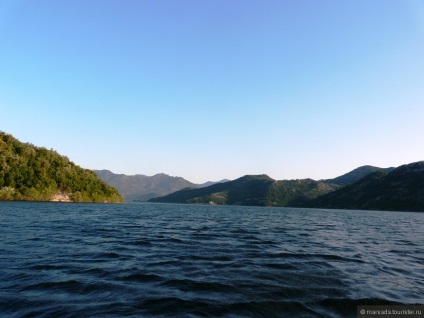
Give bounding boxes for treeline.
[0,132,124,203]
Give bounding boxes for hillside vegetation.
[0,132,124,203]
[94,170,197,201]
[323,165,394,186]
[149,161,424,212]
[308,161,424,212]
[94,170,229,201]
[149,174,339,206]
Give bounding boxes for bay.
[0,202,423,317]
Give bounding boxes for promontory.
[0,131,124,203]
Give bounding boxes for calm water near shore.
[1,202,423,317]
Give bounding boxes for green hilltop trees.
[0,131,124,203]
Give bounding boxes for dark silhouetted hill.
[308,161,424,212]
[323,165,394,186]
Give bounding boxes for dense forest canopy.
[0,131,124,203]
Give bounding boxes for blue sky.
[1,0,423,183]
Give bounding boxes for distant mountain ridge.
[4,130,420,211]
[149,174,339,207]
[98,166,393,203]
[94,170,229,201]
[148,161,424,212]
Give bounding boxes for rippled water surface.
[1,202,423,317]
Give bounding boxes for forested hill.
[0,132,124,203]
[322,165,395,186]
[149,174,338,206]
[149,162,424,211]
[307,161,424,212]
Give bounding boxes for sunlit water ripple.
[1,202,423,317]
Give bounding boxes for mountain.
[94,170,196,201]
[307,161,424,212]
[149,174,339,207]
[94,170,230,201]
[0,132,124,203]
[198,179,230,188]
[97,165,393,204]
[149,162,424,211]
[323,165,395,186]
[146,166,394,206]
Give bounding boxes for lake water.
[1,202,423,317]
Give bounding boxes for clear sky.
[1,0,423,183]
